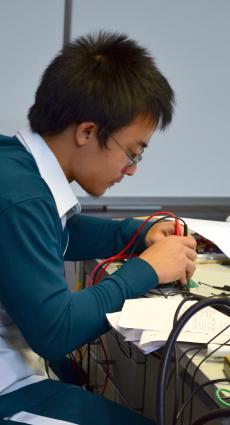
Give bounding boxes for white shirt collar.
[16,126,81,224]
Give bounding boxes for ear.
[74,122,98,147]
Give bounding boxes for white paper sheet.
[106,311,143,341]
[118,298,181,330]
[118,298,230,335]
[183,217,230,258]
[107,301,230,354]
[140,327,230,346]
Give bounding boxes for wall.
[0,0,64,134]
[0,1,229,198]
[70,0,230,197]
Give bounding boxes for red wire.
[94,254,130,284]
[88,210,182,394]
[175,218,182,236]
[99,336,110,395]
[88,211,180,286]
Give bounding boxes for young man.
[0,32,196,424]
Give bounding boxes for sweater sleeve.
[0,199,158,361]
[65,214,153,260]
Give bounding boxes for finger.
[180,224,186,236]
[178,235,197,250]
[156,221,176,235]
[178,259,196,285]
[162,221,184,234]
[178,274,188,286]
[185,247,197,261]
[186,259,196,280]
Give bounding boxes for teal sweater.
[0,135,158,361]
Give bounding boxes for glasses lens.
[105,128,144,167]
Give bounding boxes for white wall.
[71,0,230,197]
[0,0,64,135]
[0,1,229,197]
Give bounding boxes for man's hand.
[145,221,184,247]
[139,235,197,285]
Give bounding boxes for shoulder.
[0,134,57,215]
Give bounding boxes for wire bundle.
[156,296,230,425]
[86,211,186,395]
[87,211,186,287]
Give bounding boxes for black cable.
[171,344,179,425]
[166,345,204,424]
[90,261,107,284]
[170,297,195,425]
[166,346,205,392]
[156,296,230,425]
[178,345,206,365]
[183,221,188,236]
[146,288,190,298]
[180,346,208,425]
[158,287,168,298]
[199,280,230,292]
[90,260,113,284]
[181,324,230,425]
[169,289,191,297]
[191,408,230,425]
[173,295,198,324]
[91,258,126,284]
[188,332,230,425]
[181,347,204,424]
[165,296,202,424]
[128,216,170,257]
[190,293,230,317]
[163,293,229,424]
[176,378,230,422]
[128,215,188,258]
[169,295,199,425]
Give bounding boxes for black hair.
[28,31,175,145]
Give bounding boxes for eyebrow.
[138,141,148,148]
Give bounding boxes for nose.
[122,163,137,176]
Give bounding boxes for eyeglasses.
[103,129,144,167]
